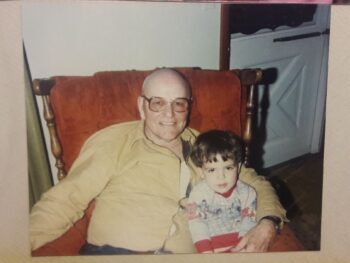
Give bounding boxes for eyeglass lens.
[148,97,189,112]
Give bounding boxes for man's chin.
[157,130,183,141]
[161,135,180,143]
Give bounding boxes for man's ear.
[137,96,145,120]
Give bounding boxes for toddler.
[187,130,257,253]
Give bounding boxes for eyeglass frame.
[141,95,192,113]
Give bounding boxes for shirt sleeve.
[29,142,116,251]
[186,186,213,253]
[239,166,287,224]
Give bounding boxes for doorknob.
[273,28,329,42]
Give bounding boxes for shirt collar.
[217,183,237,198]
[133,120,197,147]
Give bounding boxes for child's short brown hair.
[190,130,243,167]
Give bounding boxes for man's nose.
[163,102,175,117]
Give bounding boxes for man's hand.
[232,219,277,252]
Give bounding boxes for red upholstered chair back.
[33,68,260,181]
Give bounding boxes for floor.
[262,152,324,251]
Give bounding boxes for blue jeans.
[79,243,149,255]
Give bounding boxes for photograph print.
[23,0,329,256]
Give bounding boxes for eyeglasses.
[142,96,191,112]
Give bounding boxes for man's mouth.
[160,121,176,126]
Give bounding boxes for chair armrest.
[269,224,305,252]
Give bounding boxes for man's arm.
[30,144,114,251]
[238,166,286,222]
[235,166,286,252]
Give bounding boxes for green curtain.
[25,51,53,210]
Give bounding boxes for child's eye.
[207,168,215,173]
[226,166,234,170]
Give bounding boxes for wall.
[23,1,221,78]
[22,1,221,183]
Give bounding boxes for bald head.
[137,68,191,148]
[142,68,191,98]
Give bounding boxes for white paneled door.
[230,6,330,168]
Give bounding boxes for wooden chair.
[31,68,304,256]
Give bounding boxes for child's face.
[201,154,239,194]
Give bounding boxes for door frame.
[220,4,230,70]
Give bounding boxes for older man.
[30,68,286,254]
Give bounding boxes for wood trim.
[238,69,263,167]
[33,78,66,181]
[219,4,230,70]
[33,78,56,96]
